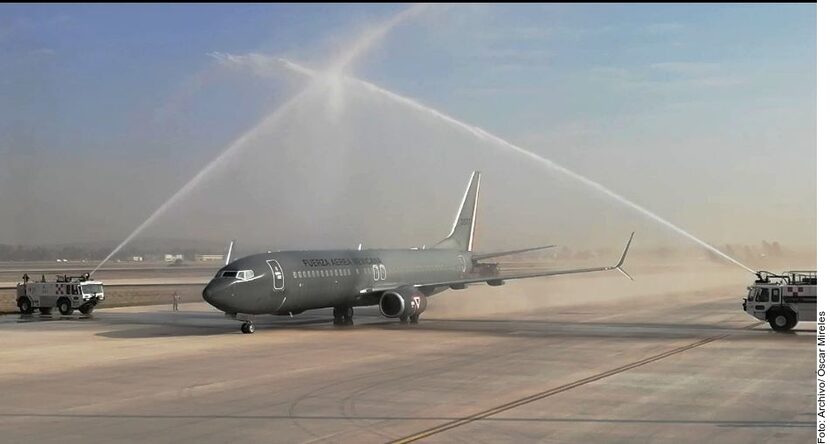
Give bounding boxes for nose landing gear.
[241,321,255,334]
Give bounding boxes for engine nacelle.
[379,286,427,319]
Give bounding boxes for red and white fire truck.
[16,273,105,315]
[743,270,817,331]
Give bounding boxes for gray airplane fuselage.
[203,249,470,315]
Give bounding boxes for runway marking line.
[390,322,764,443]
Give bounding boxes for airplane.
[202,171,635,333]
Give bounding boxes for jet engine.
[379,286,427,319]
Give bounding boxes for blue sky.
[0,4,816,250]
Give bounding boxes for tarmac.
[0,273,816,443]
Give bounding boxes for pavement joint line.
[389,321,764,443]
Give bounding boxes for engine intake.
[379,287,427,319]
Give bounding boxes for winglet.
[225,240,236,266]
[614,232,635,280]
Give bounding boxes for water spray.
[272,58,757,275]
[92,5,428,274]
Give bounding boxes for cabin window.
[756,288,770,302]
[771,289,780,303]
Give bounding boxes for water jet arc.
[276,57,756,275]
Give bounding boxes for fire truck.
[742,270,817,331]
[16,273,105,315]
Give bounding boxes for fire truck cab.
[743,270,816,331]
[16,273,105,316]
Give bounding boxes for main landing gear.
[241,321,256,334]
[400,314,420,324]
[333,306,354,326]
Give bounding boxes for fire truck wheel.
[79,304,94,315]
[768,309,795,332]
[57,298,74,316]
[17,298,34,314]
[39,307,52,315]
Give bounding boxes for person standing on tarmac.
[172,291,180,312]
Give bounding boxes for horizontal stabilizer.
[472,244,556,261]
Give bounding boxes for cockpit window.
[218,270,254,280]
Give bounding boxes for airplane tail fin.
[434,171,480,251]
[225,240,236,266]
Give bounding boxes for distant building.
[131,256,144,262]
[164,254,184,262]
[195,254,224,262]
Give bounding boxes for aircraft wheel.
[18,297,34,314]
[39,307,52,315]
[58,299,73,316]
[241,322,255,334]
[409,314,420,324]
[399,316,409,324]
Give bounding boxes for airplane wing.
[471,244,556,261]
[359,233,634,295]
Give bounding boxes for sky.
[0,4,817,255]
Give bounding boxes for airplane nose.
[202,279,232,309]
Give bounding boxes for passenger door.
[266,260,284,291]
